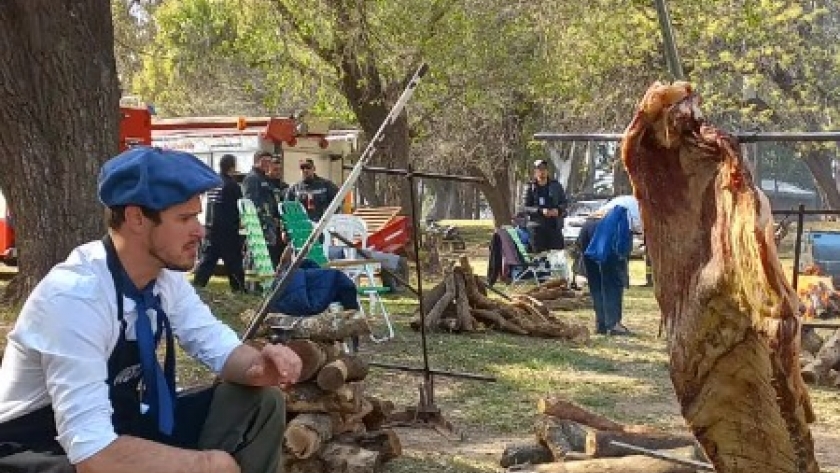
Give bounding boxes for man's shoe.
[607,324,632,336]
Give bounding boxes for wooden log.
[286,340,338,382]
[802,328,840,384]
[527,287,578,301]
[318,443,380,473]
[285,457,326,473]
[316,356,370,392]
[362,397,395,431]
[472,308,528,335]
[534,415,589,458]
[543,298,589,312]
[425,265,457,330]
[453,270,476,331]
[500,442,554,468]
[286,382,359,414]
[527,455,697,473]
[537,396,626,432]
[459,256,525,322]
[284,413,333,459]
[801,327,824,356]
[264,311,371,343]
[335,429,402,463]
[585,430,698,458]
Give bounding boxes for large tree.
[0,1,120,302]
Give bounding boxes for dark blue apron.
[0,238,214,472]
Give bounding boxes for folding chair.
[504,227,569,290]
[279,201,329,266]
[324,214,394,343]
[238,198,276,294]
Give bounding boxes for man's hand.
[244,343,302,388]
[542,208,559,217]
[203,450,240,473]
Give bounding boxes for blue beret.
[98,146,222,211]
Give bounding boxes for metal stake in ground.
[239,63,429,342]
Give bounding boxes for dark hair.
[253,150,272,163]
[106,205,162,230]
[220,154,237,174]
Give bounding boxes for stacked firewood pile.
[801,327,840,388]
[411,256,591,343]
[500,395,707,473]
[242,310,402,473]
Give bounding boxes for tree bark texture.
[0,1,120,302]
[622,81,818,473]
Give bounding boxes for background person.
[0,147,302,473]
[242,150,282,267]
[522,159,568,253]
[193,154,246,292]
[285,158,339,222]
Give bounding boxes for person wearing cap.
[0,146,302,473]
[242,150,282,267]
[285,159,339,222]
[522,159,568,253]
[193,154,246,292]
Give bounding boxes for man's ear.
[123,205,147,233]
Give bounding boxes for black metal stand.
[352,163,493,439]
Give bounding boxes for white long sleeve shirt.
[0,241,241,464]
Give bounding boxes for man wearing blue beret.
[0,147,302,473]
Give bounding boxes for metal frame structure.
[346,164,496,436]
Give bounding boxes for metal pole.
[792,204,805,291]
[608,441,714,471]
[653,0,685,80]
[368,361,496,382]
[342,164,485,183]
[240,63,429,341]
[407,164,432,383]
[533,131,840,143]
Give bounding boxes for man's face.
[534,165,549,180]
[268,161,282,178]
[145,196,205,271]
[258,156,272,172]
[300,162,315,180]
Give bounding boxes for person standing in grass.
[577,205,632,336]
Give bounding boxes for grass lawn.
[1,220,839,471]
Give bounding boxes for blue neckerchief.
[116,267,176,436]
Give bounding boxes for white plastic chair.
[325,214,394,343]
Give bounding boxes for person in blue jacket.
[577,205,632,335]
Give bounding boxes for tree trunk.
[478,164,513,227]
[623,82,819,473]
[0,1,120,303]
[801,148,840,209]
[339,61,412,214]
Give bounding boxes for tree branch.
[267,0,336,64]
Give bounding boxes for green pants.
[0,383,285,473]
[198,383,286,473]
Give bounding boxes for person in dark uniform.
[0,147,301,473]
[193,154,246,292]
[242,150,281,267]
[522,159,568,253]
[285,158,339,222]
